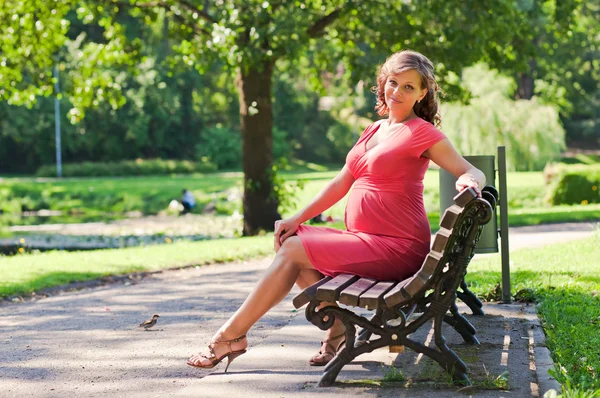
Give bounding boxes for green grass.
[0,235,273,298]
[0,173,243,216]
[2,168,599,230]
[468,234,600,391]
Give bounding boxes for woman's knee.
[277,236,311,267]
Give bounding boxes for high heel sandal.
[187,335,247,372]
[308,332,346,366]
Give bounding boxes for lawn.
[0,235,273,298]
[2,168,599,228]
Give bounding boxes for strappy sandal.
[187,335,247,372]
[309,332,346,366]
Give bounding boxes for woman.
[187,50,485,370]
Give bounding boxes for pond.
[0,212,244,256]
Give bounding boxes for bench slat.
[453,187,478,207]
[293,276,332,309]
[384,251,443,307]
[440,205,462,230]
[339,278,378,307]
[358,281,397,310]
[316,274,360,302]
[431,228,451,254]
[382,278,412,307]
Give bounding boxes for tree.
[499,1,599,147]
[1,0,533,235]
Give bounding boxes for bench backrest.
[382,187,494,308]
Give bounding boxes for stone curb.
[526,305,562,396]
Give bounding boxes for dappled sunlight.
[0,260,301,396]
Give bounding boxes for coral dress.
[296,118,446,281]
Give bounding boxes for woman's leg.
[295,269,345,336]
[188,236,346,366]
[188,236,317,365]
[217,236,314,338]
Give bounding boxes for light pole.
[54,61,62,178]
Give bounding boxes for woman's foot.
[309,327,346,366]
[187,334,248,372]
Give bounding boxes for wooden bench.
[293,186,497,387]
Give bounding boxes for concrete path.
[1,222,597,397]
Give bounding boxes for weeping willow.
[440,65,565,171]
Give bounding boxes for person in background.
[181,189,196,215]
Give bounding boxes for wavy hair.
[372,50,442,127]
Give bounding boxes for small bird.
[139,314,160,330]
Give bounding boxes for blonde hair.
[372,50,442,127]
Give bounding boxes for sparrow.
[139,314,160,330]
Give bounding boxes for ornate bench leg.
[356,309,383,344]
[457,279,484,315]
[444,302,479,344]
[306,303,392,386]
[319,349,354,386]
[432,314,470,384]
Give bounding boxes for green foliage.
[560,154,600,166]
[442,64,566,171]
[528,1,600,148]
[541,287,600,391]
[545,164,600,205]
[270,158,306,216]
[0,0,71,104]
[382,365,405,382]
[35,158,216,178]
[196,126,292,170]
[196,126,242,170]
[547,382,600,398]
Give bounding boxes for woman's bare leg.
[188,236,346,366]
[217,237,313,337]
[295,269,345,337]
[189,237,317,365]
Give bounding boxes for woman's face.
[384,69,428,114]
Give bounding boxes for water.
[0,212,243,256]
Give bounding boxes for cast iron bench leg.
[432,314,470,384]
[443,302,480,344]
[457,279,484,315]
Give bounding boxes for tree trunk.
[516,59,536,100]
[236,60,281,236]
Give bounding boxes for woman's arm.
[424,138,486,195]
[274,165,355,249]
[291,165,355,224]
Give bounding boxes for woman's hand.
[455,173,482,197]
[274,217,301,252]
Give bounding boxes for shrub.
[196,126,242,170]
[35,158,216,177]
[545,164,600,205]
[196,125,292,170]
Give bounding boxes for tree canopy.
[0,0,585,234]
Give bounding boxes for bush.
[545,164,600,205]
[35,158,217,177]
[196,125,292,170]
[196,126,242,170]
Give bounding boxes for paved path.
[1,222,597,397]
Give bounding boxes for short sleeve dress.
[296,117,446,281]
